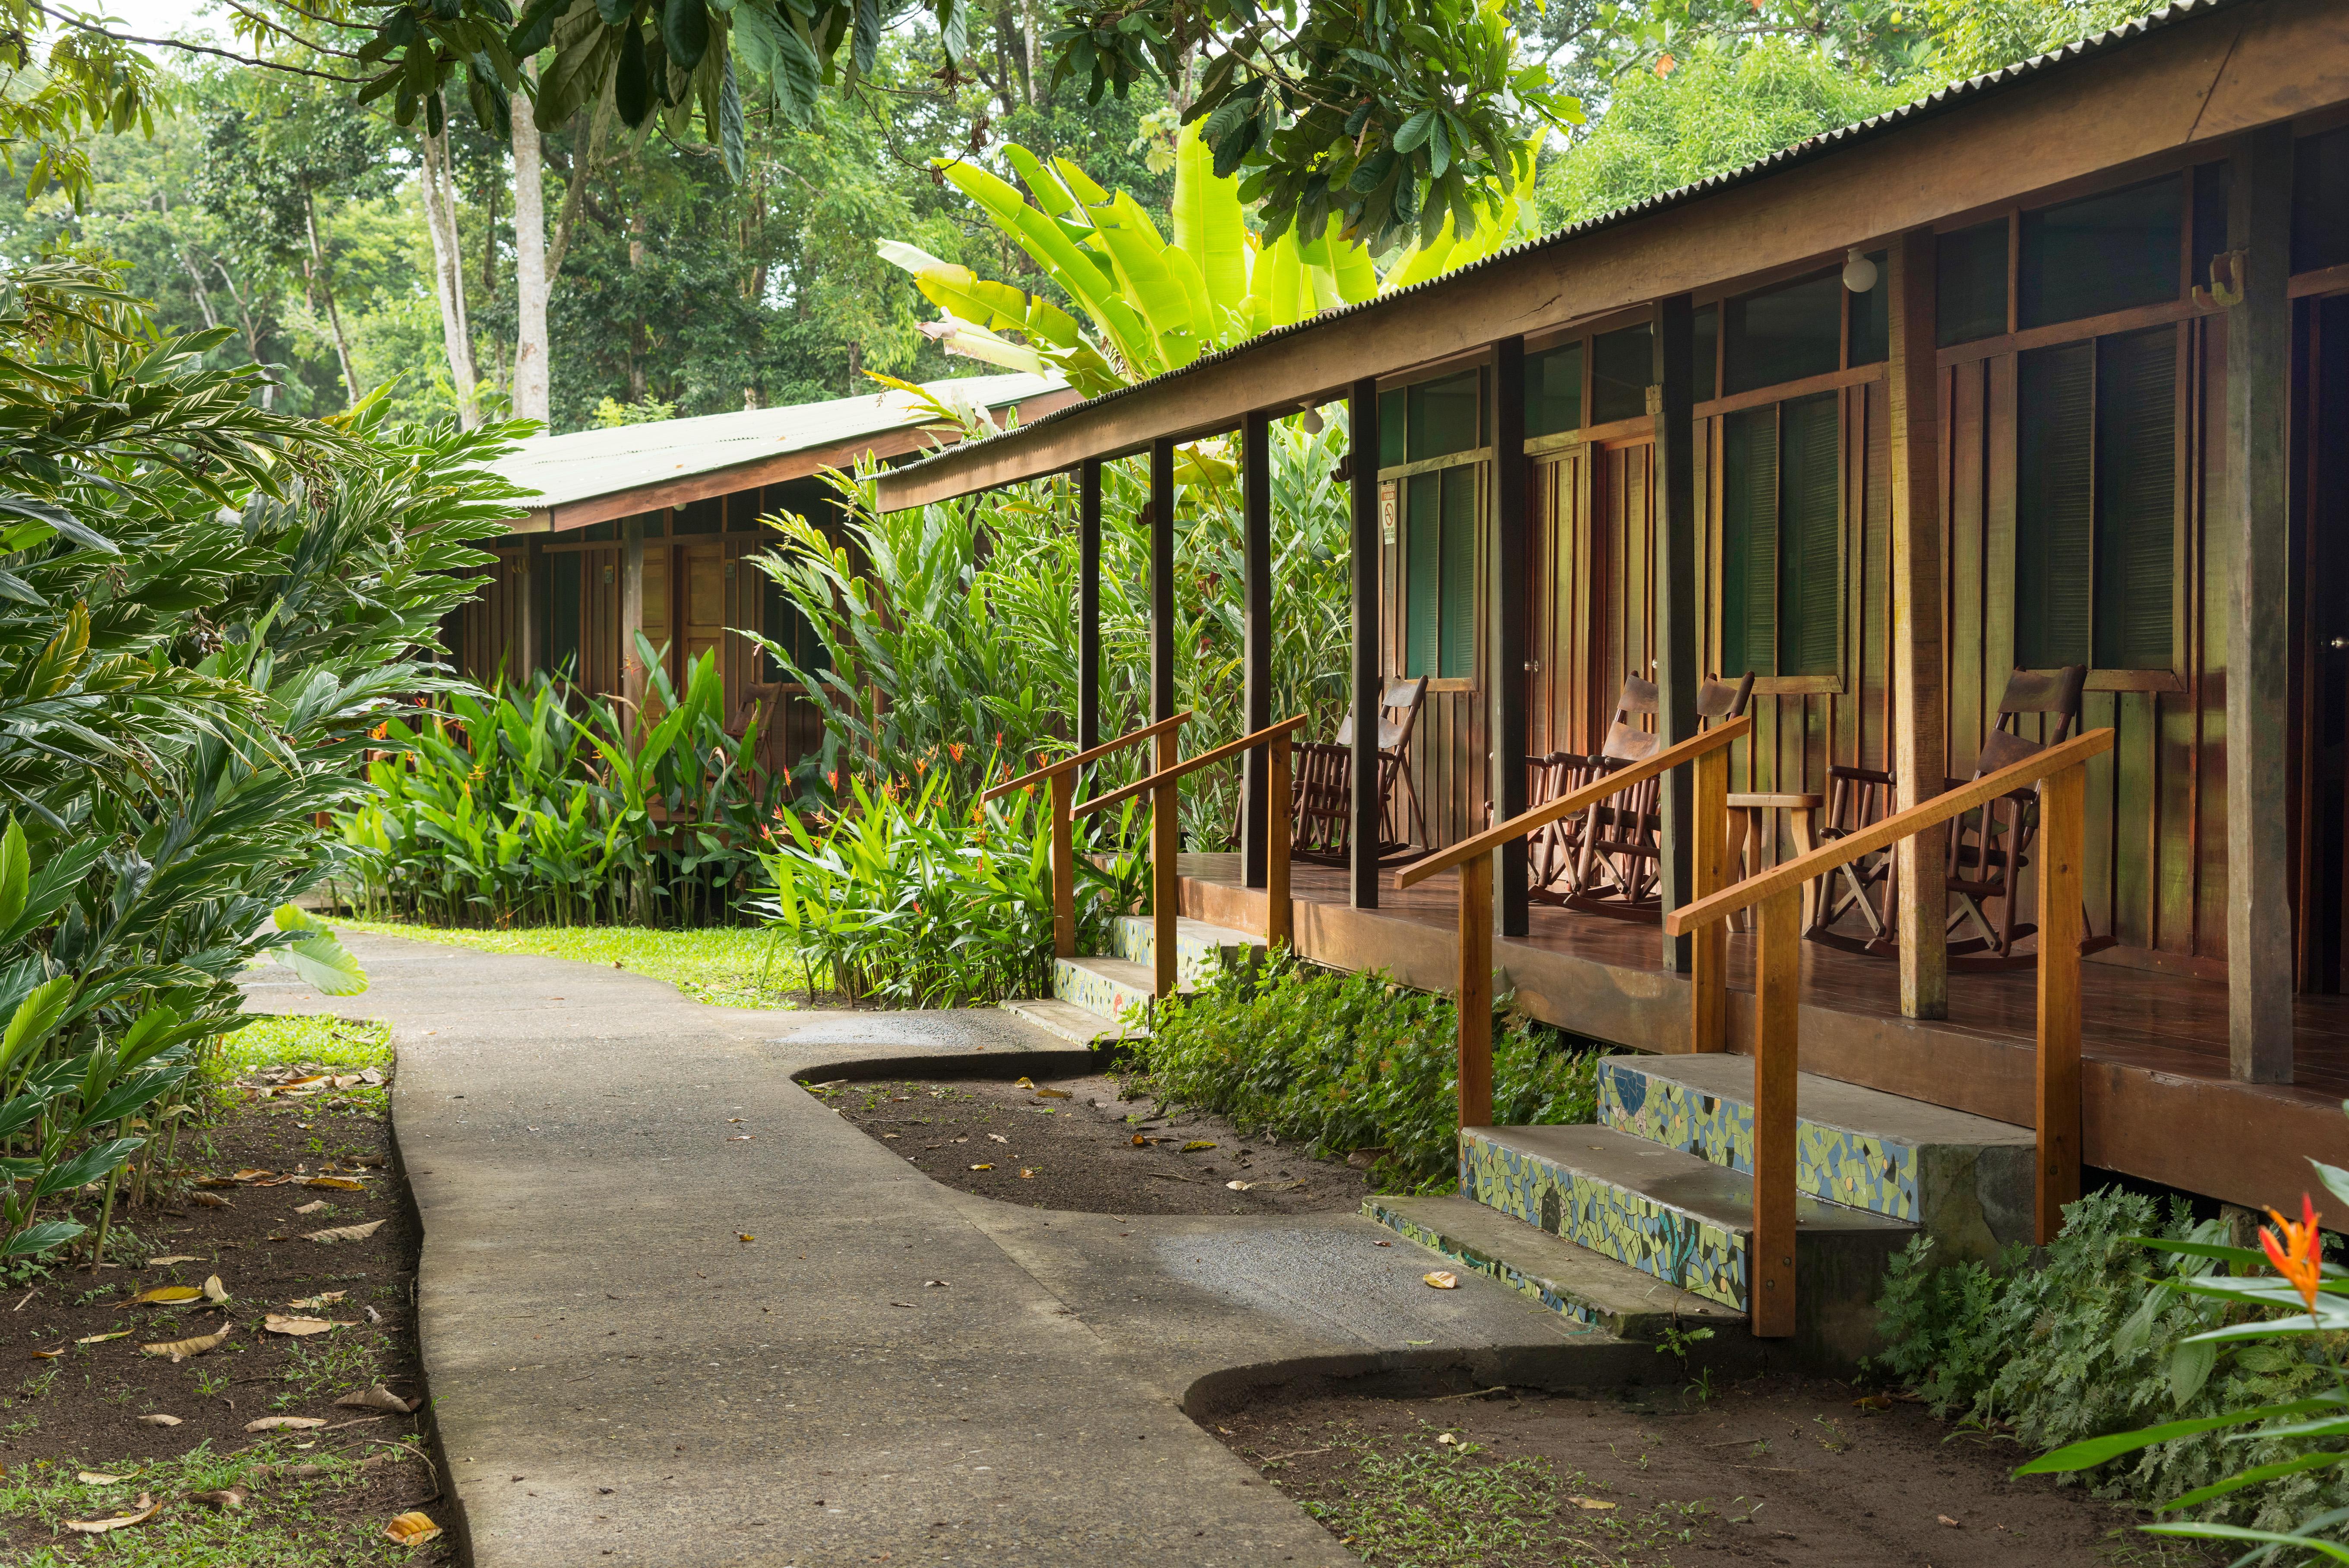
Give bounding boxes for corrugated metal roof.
[885,0,2251,487]
[495,372,1065,510]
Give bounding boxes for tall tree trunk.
[301,183,361,406]
[175,249,218,330]
[417,113,481,429]
[510,76,552,430]
[626,214,647,405]
[211,259,275,411]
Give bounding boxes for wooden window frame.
[1383,458,1488,694]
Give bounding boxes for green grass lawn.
[334,921,800,1009]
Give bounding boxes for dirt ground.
[0,1060,447,1562]
[816,1069,1379,1215]
[1212,1381,2215,1568]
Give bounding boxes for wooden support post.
[1348,378,1382,910]
[2034,763,2086,1244]
[1153,725,1179,1005]
[1457,852,1494,1131]
[1888,230,1949,1021]
[1493,337,1530,939]
[2225,124,2295,1084]
[1078,459,1102,756]
[1653,296,1699,974]
[1267,729,1292,950]
[1751,883,1801,1339]
[1242,409,1274,890]
[1691,745,1730,1053]
[1050,768,1076,960]
[620,515,647,746]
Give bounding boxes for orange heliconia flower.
[1654,52,1676,76]
[948,743,965,763]
[2262,1193,2326,1314]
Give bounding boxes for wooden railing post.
[1457,852,1494,1130]
[1752,882,1801,1339]
[1691,743,1729,1053]
[1152,726,1179,1002]
[1266,729,1292,950]
[1050,767,1075,960]
[2034,762,2086,1244]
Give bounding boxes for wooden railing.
[980,712,1190,960]
[1663,725,2115,1338]
[1395,715,1754,1130]
[1075,714,1307,999]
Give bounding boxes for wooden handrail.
[978,711,1192,803]
[1072,714,1309,817]
[1661,727,2115,937]
[1395,715,1752,889]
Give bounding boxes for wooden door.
[2302,293,2349,992]
[682,542,726,677]
[1529,449,1595,758]
[1594,439,1658,737]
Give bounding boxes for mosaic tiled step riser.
[1109,917,1259,991]
[1364,1200,1612,1332]
[1460,1132,1747,1311]
[1597,1059,1919,1224]
[1051,960,1152,1023]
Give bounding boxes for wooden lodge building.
[448,373,1072,768]
[877,0,2349,1230]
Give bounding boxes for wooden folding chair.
[1565,677,1665,919]
[1286,676,1429,868]
[1337,677,1430,854]
[1525,751,1601,904]
[1804,763,1900,954]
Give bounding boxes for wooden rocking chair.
[1564,672,1755,921]
[1804,763,1900,954]
[1286,677,1429,868]
[1525,750,1601,904]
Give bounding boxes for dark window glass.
[2015,341,2096,668]
[1591,323,1653,424]
[2093,327,2177,670]
[1724,270,1842,394]
[579,519,619,543]
[2192,161,2231,294]
[1378,389,1406,468]
[674,497,723,535]
[549,552,580,680]
[1847,252,1889,367]
[1404,471,1441,677]
[2020,175,2182,329]
[1692,305,1719,401]
[1720,406,1777,679]
[1438,466,1478,679]
[2295,127,2349,273]
[1937,220,2008,347]
[762,575,828,680]
[1526,341,1582,439]
[1777,393,1842,677]
[1407,370,1482,462]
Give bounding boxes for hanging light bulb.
[1299,405,1325,434]
[1842,247,1879,294]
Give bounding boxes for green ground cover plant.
[340,922,795,1008]
[1131,951,1602,1189]
[1873,1188,2349,1540]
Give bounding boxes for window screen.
[1378,389,1407,468]
[1401,467,1480,680]
[1720,407,1777,680]
[1591,324,1653,425]
[1526,341,1582,438]
[1438,467,1477,679]
[2020,175,2182,329]
[673,496,723,535]
[1777,394,1842,677]
[2093,327,2176,671]
[1725,271,1842,395]
[1847,253,1889,367]
[1407,371,1482,462]
[2192,161,2231,291]
[1937,220,2008,347]
[1692,305,1719,401]
[2296,126,2349,273]
[762,575,829,680]
[549,552,581,679]
[2015,341,2096,669]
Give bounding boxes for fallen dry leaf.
[1013,1076,1036,1088]
[231,1169,275,1181]
[293,1200,328,1215]
[1226,1180,1254,1191]
[1422,1271,1459,1290]
[737,1233,754,1243]
[1938,1515,1962,1528]
[1018,1169,1036,1179]
[262,1315,350,1337]
[1852,1392,1893,1411]
[190,1487,246,1510]
[986,1134,1009,1144]
[129,1286,202,1306]
[202,1275,228,1303]
[243,1416,327,1432]
[1130,1134,1147,1147]
[28,1347,63,1359]
[1435,1433,1462,1447]
[76,1471,125,1485]
[63,1493,157,1534]
[1035,1087,1072,1100]
[189,1192,231,1208]
[335,1385,416,1414]
[1181,1140,1217,1152]
[141,1326,233,1362]
[969,1163,993,1171]
[303,1176,365,1191]
[289,1290,347,1310]
[385,1511,443,1547]
[75,1331,132,1345]
[303,1220,384,1244]
[1571,1496,1619,1511]
[144,1255,202,1267]
[134,1414,182,1427]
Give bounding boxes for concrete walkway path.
[243,933,1642,1567]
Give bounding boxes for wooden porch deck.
[1175,854,2349,1212]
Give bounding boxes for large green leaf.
[1171,122,1247,327]
[269,905,369,997]
[2017,1395,2346,1475]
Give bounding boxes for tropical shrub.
[1133,951,1603,1189]
[0,258,519,1264]
[1873,1188,2349,1539]
[330,653,789,929]
[756,770,1149,1009]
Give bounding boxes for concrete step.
[1110,915,1262,992]
[1597,1055,2035,1258]
[1366,1194,1747,1343]
[1000,996,1129,1046]
[1051,955,1156,1023]
[1461,1124,1913,1323]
